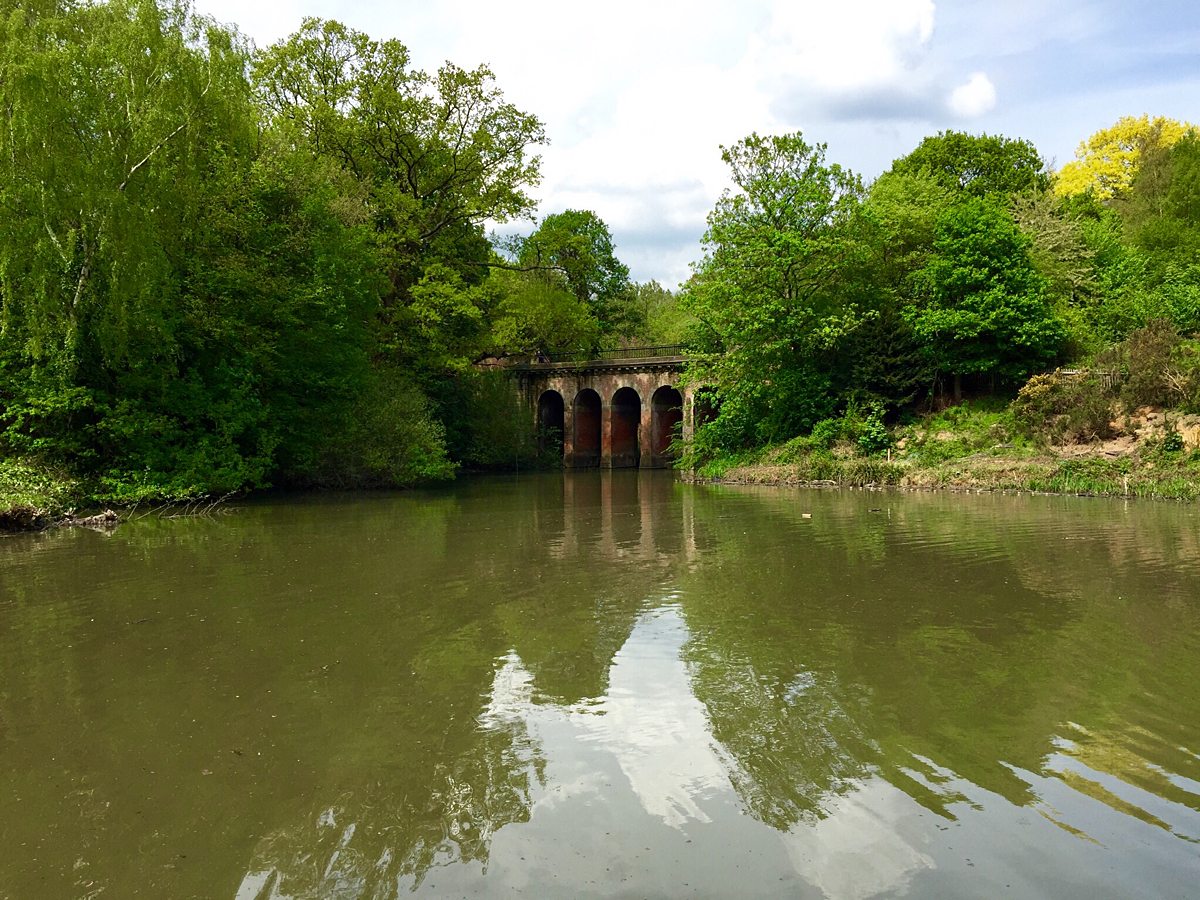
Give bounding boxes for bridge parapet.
[513,345,686,374]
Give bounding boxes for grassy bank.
[8,399,1200,535]
[689,400,1200,502]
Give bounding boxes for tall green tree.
[485,268,599,359]
[890,131,1049,198]
[831,170,952,410]
[0,0,296,496]
[515,209,636,339]
[253,19,547,378]
[0,0,253,372]
[631,281,694,345]
[682,132,870,446]
[0,2,455,496]
[909,197,1064,397]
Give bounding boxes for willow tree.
[0,2,402,496]
[0,0,266,486]
[0,0,253,372]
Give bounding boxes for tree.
[253,19,547,378]
[909,197,1065,397]
[0,0,295,496]
[826,170,955,410]
[254,19,545,259]
[515,210,635,338]
[682,132,870,446]
[1165,132,1200,225]
[889,131,1049,198]
[863,170,951,303]
[486,269,599,359]
[631,281,694,345]
[1055,114,1195,200]
[0,0,254,373]
[0,2,461,496]
[1012,193,1095,303]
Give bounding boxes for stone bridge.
[514,346,709,468]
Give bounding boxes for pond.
[2,472,1199,899]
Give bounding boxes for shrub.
[1097,319,1200,412]
[1119,318,1180,409]
[449,370,543,470]
[857,405,894,455]
[1165,341,1200,412]
[1012,369,1116,444]
[316,365,456,488]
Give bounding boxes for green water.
[2,472,1199,899]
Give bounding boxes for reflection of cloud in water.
[577,606,730,827]
[489,608,730,829]
[782,778,935,900]
[228,609,934,899]
[481,652,536,723]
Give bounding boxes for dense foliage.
[684,115,1200,464]
[3,0,1199,501]
[0,1,659,499]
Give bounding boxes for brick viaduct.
[514,348,709,469]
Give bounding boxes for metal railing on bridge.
[533,345,686,364]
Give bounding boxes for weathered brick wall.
[519,362,694,468]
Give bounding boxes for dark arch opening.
[537,390,565,462]
[573,389,602,468]
[610,387,641,468]
[650,385,684,466]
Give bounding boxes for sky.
[192,0,1200,287]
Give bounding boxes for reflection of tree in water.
[220,473,682,898]
[237,665,546,898]
[684,639,876,830]
[679,486,1200,842]
[7,474,1200,898]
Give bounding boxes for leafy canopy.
[0,0,254,369]
[1055,114,1196,200]
[254,18,546,254]
[682,132,869,444]
[254,18,548,383]
[890,131,1049,198]
[910,197,1064,384]
[515,210,634,338]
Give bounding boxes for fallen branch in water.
[159,493,238,520]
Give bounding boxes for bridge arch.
[650,385,683,465]
[610,387,641,468]
[516,346,692,469]
[573,389,602,468]
[536,390,565,459]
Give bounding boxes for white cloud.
[755,0,936,101]
[948,71,997,117]
[191,0,1194,283]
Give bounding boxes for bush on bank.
[0,459,85,530]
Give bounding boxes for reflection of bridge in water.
[514,346,713,469]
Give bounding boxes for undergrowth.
[0,458,85,529]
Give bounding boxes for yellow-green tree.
[1056,114,1195,200]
